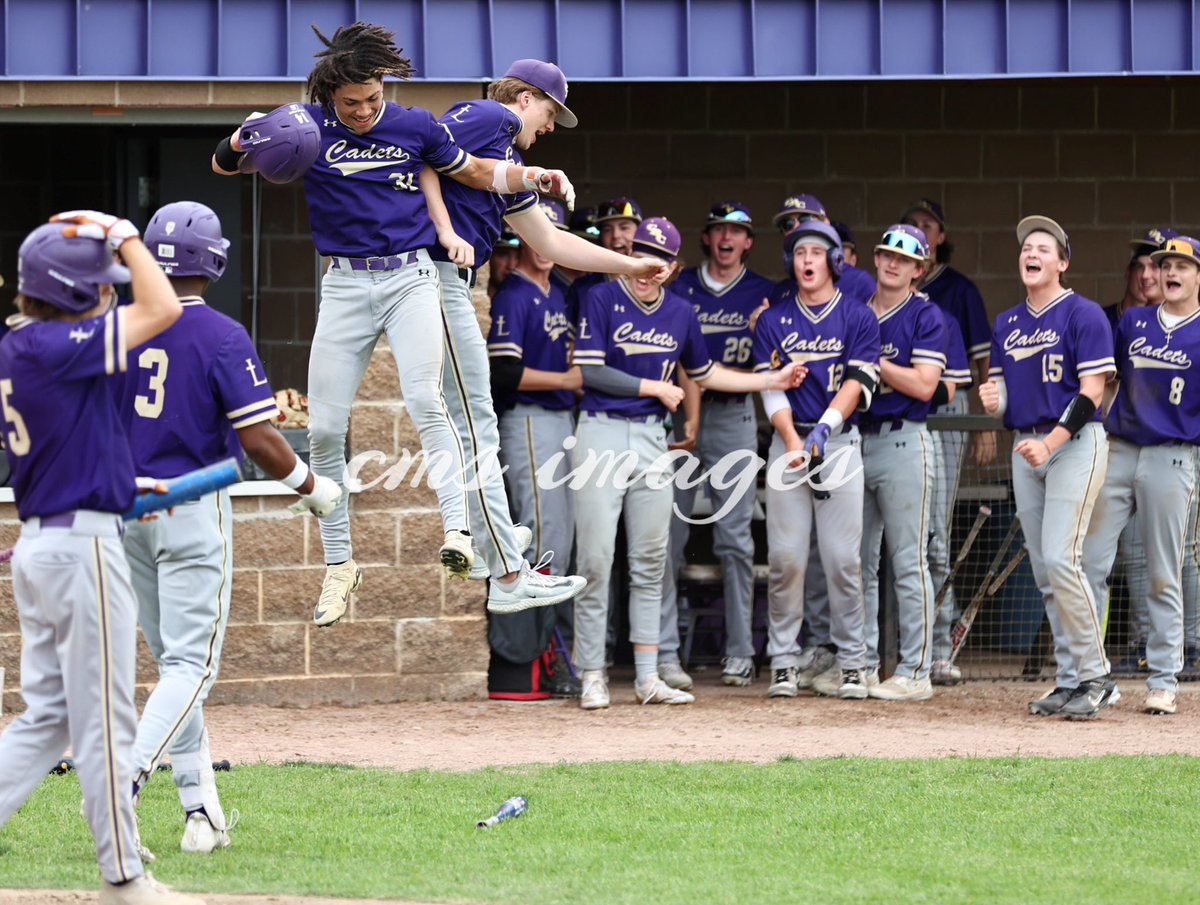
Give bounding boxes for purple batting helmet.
[238,104,322,185]
[17,222,131,313]
[783,220,845,280]
[145,201,230,282]
[632,217,682,261]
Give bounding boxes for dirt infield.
[5,675,1198,904]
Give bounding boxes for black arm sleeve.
[489,356,525,395]
[930,380,950,408]
[1057,393,1097,436]
[213,136,245,172]
[581,364,643,398]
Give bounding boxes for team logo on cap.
[540,203,562,225]
[645,222,668,246]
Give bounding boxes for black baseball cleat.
[1060,678,1121,721]
[1028,686,1076,716]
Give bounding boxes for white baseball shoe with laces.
[469,525,534,580]
[486,552,586,614]
[312,560,362,627]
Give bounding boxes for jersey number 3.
[135,348,169,419]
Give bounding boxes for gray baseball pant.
[436,262,525,577]
[929,394,968,662]
[1012,422,1110,686]
[660,397,758,660]
[861,422,937,679]
[572,414,673,671]
[308,253,468,564]
[0,514,143,884]
[1083,439,1197,692]
[765,430,867,670]
[125,491,231,824]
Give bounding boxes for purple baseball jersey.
[110,299,280,478]
[752,290,882,423]
[0,310,136,518]
[434,100,538,267]
[675,265,775,371]
[920,265,991,362]
[1106,306,1200,445]
[987,291,1115,431]
[864,293,947,424]
[572,280,714,420]
[301,102,467,257]
[487,271,575,412]
[566,270,615,328]
[934,301,972,387]
[769,263,875,308]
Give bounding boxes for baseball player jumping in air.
[980,216,1118,720]
[858,225,947,701]
[753,220,881,700]
[420,61,669,611]
[657,202,775,690]
[570,218,805,710]
[110,202,341,856]
[0,212,204,905]
[1082,235,1200,715]
[211,23,580,625]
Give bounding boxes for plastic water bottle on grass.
[476,796,527,829]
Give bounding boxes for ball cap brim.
[1151,236,1200,266]
[1017,215,1071,258]
[503,59,578,128]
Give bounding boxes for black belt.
[859,418,910,435]
[330,252,419,272]
[703,393,747,405]
[458,267,477,289]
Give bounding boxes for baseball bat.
[933,504,992,610]
[947,545,1027,666]
[0,458,242,564]
[947,517,1023,663]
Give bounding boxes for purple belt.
[330,252,419,272]
[40,512,76,528]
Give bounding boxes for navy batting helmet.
[145,201,230,282]
[238,104,321,185]
[17,223,131,313]
[783,220,845,281]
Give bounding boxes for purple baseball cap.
[570,206,600,241]
[1017,215,1071,260]
[705,201,755,235]
[539,198,570,230]
[875,223,929,262]
[901,198,945,228]
[503,59,578,128]
[18,222,131,313]
[1130,226,1179,256]
[632,217,681,261]
[773,194,827,229]
[1151,235,1200,266]
[596,196,643,224]
[832,221,856,248]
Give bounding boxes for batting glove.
[521,167,576,211]
[806,423,831,460]
[51,210,140,251]
[290,474,342,518]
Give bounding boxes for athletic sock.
[634,651,657,683]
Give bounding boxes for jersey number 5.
[0,379,31,456]
[135,348,170,419]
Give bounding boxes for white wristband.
[995,380,1008,416]
[761,389,790,420]
[491,160,512,194]
[281,458,311,490]
[818,408,845,431]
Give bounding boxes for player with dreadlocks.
[213,22,586,627]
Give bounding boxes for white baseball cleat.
[580,670,610,710]
[469,525,533,581]
[313,560,362,627]
[100,872,207,905]
[486,554,586,614]
[180,808,237,853]
[634,675,695,705]
[440,530,475,580]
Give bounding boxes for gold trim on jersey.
[696,264,748,298]
[1024,289,1072,319]
[334,100,386,133]
[794,289,843,326]
[1157,303,1200,337]
[872,291,916,324]
[618,277,664,315]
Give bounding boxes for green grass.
[1,757,1197,904]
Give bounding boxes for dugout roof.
[2,0,1199,82]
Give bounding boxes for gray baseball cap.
[503,59,578,128]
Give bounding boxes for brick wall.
[0,336,493,714]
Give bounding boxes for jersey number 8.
[1170,376,1185,406]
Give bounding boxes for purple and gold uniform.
[921,265,990,363]
[434,100,539,267]
[987,290,1114,430]
[1,309,135,518]
[574,281,715,418]
[937,302,972,388]
[863,294,947,426]
[111,299,279,478]
[487,272,575,413]
[676,264,775,380]
[300,102,467,256]
[769,263,874,308]
[1107,306,1200,445]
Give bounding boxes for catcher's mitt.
[274,388,309,429]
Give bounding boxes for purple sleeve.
[911,304,947,371]
[962,281,991,360]
[1112,314,1129,373]
[486,287,529,359]
[942,310,972,385]
[211,327,280,429]
[1073,301,1116,378]
[420,110,468,175]
[988,320,1004,380]
[847,304,882,375]
[751,308,780,373]
[571,292,610,367]
[39,309,127,380]
[679,309,715,380]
